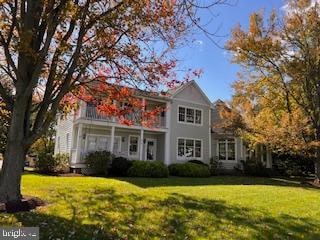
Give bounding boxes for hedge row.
[85,151,211,178]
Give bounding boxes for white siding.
[174,83,210,106]
[170,83,211,164]
[54,114,74,155]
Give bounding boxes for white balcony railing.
[81,105,166,128]
[85,105,114,121]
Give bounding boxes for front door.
[145,139,156,161]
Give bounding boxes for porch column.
[165,101,171,165]
[240,138,243,160]
[235,138,238,162]
[80,101,87,118]
[139,129,144,160]
[110,126,115,153]
[76,123,83,163]
[165,131,170,165]
[266,149,272,168]
[165,101,171,128]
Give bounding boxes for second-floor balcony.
[76,103,167,129]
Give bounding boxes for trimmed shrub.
[169,163,210,177]
[36,152,55,173]
[272,153,314,176]
[85,151,113,176]
[36,153,70,174]
[241,159,272,177]
[110,157,132,176]
[127,160,169,178]
[54,153,70,173]
[210,157,222,176]
[188,160,208,166]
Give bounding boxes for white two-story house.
[54,80,272,171]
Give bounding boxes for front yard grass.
[1,173,320,239]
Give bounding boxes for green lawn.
[1,174,320,240]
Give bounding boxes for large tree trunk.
[0,143,26,203]
[0,102,28,204]
[314,150,320,185]
[314,129,320,185]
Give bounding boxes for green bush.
[272,153,315,176]
[169,162,210,177]
[54,153,70,173]
[188,160,208,166]
[241,159,272,177]
[85,151,113,176]
[36,152,55,173]
[127,160,169,178]
[210,157,222,176]
[110,157,132,176]
[36,153,70,174]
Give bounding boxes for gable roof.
[170,80,212,105]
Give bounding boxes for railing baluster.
[83,105,166,128]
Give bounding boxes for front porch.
[70,123,170,169]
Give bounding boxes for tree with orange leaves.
[0,0,229,205]
[226,0,320,182]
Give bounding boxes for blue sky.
[175,0,285,101]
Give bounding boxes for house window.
[113,137,121,153]
[86,135,121,153]
[186,108,194,123]
[177,138,202,159]
[97,137,108,151]
[218,139,236,161]
[178,139,185,157]
[87,135,109,152]
[195,140,201,158]
[195,110,202,124]
[178,107,185,122]
[129,136,139,157]
[227,139,235,160]
[178,106,202,125]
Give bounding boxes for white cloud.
[194,40,203,45]
[193,40,204,51]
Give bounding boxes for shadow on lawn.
[114,176,318,190]
[7,186,320,240]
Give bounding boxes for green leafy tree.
[226,0,320,182]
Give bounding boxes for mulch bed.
[0,196,46,213]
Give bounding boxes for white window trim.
[128,135,140,158]
[176,137,203,160]
[216,138,237,162]
[85,134,121,153]
[144,138,157,161]
[177,105,203,126]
